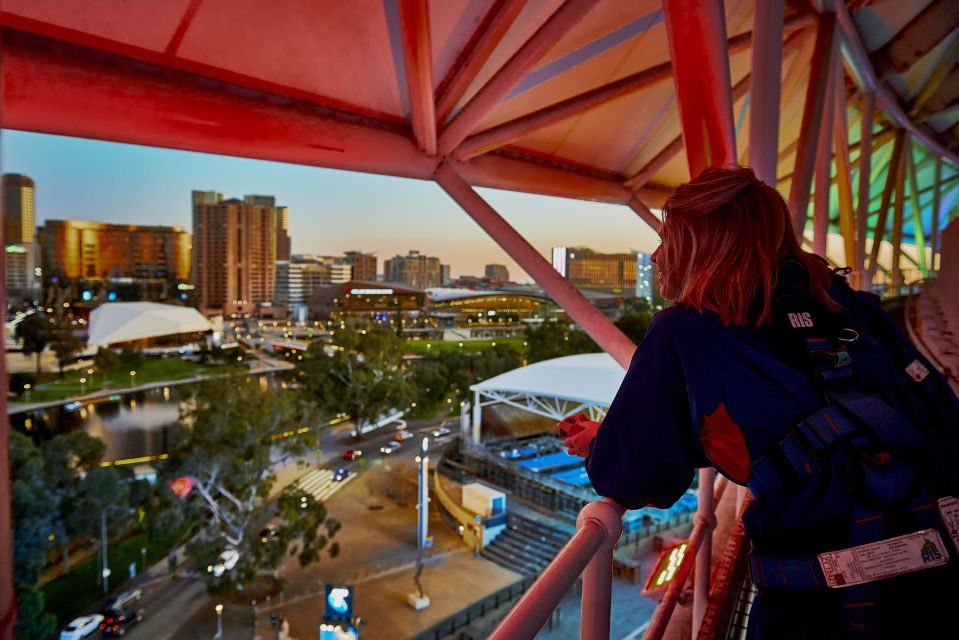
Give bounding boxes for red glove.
[557,413,601,458]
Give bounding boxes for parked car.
[394,430,414,441]
[379,445,395,455]
[342,449,363,461]
[60,614,104,639]
[333,467,350,481]
[431,427,451,437]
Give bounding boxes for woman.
[560,166,959,639]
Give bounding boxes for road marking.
[295,468,358,502]
[621,621,650,640]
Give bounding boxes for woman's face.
[651,237,684,300]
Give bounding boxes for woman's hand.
[557,412,601,458]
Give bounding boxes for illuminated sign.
[642,541,689,598]
[349,288,393,295]
[323,584,354,623]
[319,625,358,640]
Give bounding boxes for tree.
[49,319,84,376]
[156,375,341,595]
[10,433,55,585]
[615,310,653,344]
[15,313,52,374]
[301,326,413,439]
[94,346,121,371]
[40,432,114,574]
[409,346,521,417]
[13,585,56,640]
[525,321,599,363]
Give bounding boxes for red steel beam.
[398,0,437,155]
[1,44,436,180]
[931,158,943,269]
[891,135,908,289]
[662,0,737,177]
[627,196,662,233]
[749,0,785,185]
[868,130,905,277]
[435,163,637,368]
[788,12,837,236]
[812,39,837,259]
[832,54,856,268]
[856,92,875,280]
[870,0,959,78]
[435,0,526,126]
[437,0,601,156]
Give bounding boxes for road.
[119,414,462,640]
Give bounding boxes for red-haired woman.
[561,166,959,639]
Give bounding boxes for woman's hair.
[658,165,838,325]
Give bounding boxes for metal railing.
[486,470,731,640]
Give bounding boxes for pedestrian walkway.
[295,468,358,502]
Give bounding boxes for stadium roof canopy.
[87,302,212,349]
[470,352,625,421]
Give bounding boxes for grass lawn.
[403,336,527,355]
[20,358,228,403]
[42,533,174,623]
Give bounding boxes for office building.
[5,243,40,302]
[384,250,444,289]
[635,251,654,300]
[40,220,191,303]
[276,206,291,261]
[485,264,509,281]
[193,191,276,316]
[551,246,637,295]
[2,173,36,244]
[344,251,377,281]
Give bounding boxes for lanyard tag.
[817,529,949,588]
[905,359,930,382]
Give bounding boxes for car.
[333,467,350,481]
[259,524,279,543]
[379,445,395,455]
[431,427,451,437]
[386,441,401,449]
[211,548,239,577]
[342,449,363,460]
[100,589,143,637]
[394,430,414,441]
[60,614,104,639]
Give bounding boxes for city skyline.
[2,130,661,282]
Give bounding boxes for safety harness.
[744,262,959,636]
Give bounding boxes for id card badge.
[817,529,950,589]
[939,497,959,552]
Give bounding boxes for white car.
[379,445,395,455]
[394,430,414,441]
[432,427,452,437]
[60,614,104,639]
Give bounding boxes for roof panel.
[175,0,405,119]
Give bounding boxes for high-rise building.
[485,264,509,281]
[40,220,191,302]
[193,192,277,316]
[3,173,36,244]
[5,243,40,302]
[275,206,291,261]
[635,251,654,300]
[344,251,377,281]
[551,246,638,295]
[383,250,443,289]
[441,264,451,286]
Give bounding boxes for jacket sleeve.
[586,311,702,509]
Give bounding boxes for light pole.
[129,370,136,388]
[140,547,146,573]
[80,377,86,396]
[101,506,134,594]
[23,383,31,402]
[87,368,95,391]
[214,603,224,639]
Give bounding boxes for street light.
[23,383,31,402]
[80,377,86,396]
[100,505,133,594]
[88,368,95,390]
[214,603,224,639]
[129,370,136,388]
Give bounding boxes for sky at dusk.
[1,130,661,283]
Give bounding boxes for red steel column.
[788,13,837,236]
[813,41,837,258]
[435,163,636,368]
[931,158,943,270]
[0,130,14,639]
[662,0,737,177]
[856,92,875,288]
[748,0,784,185]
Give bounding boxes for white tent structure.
[469,353,626,442]
[86,302,212,350]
